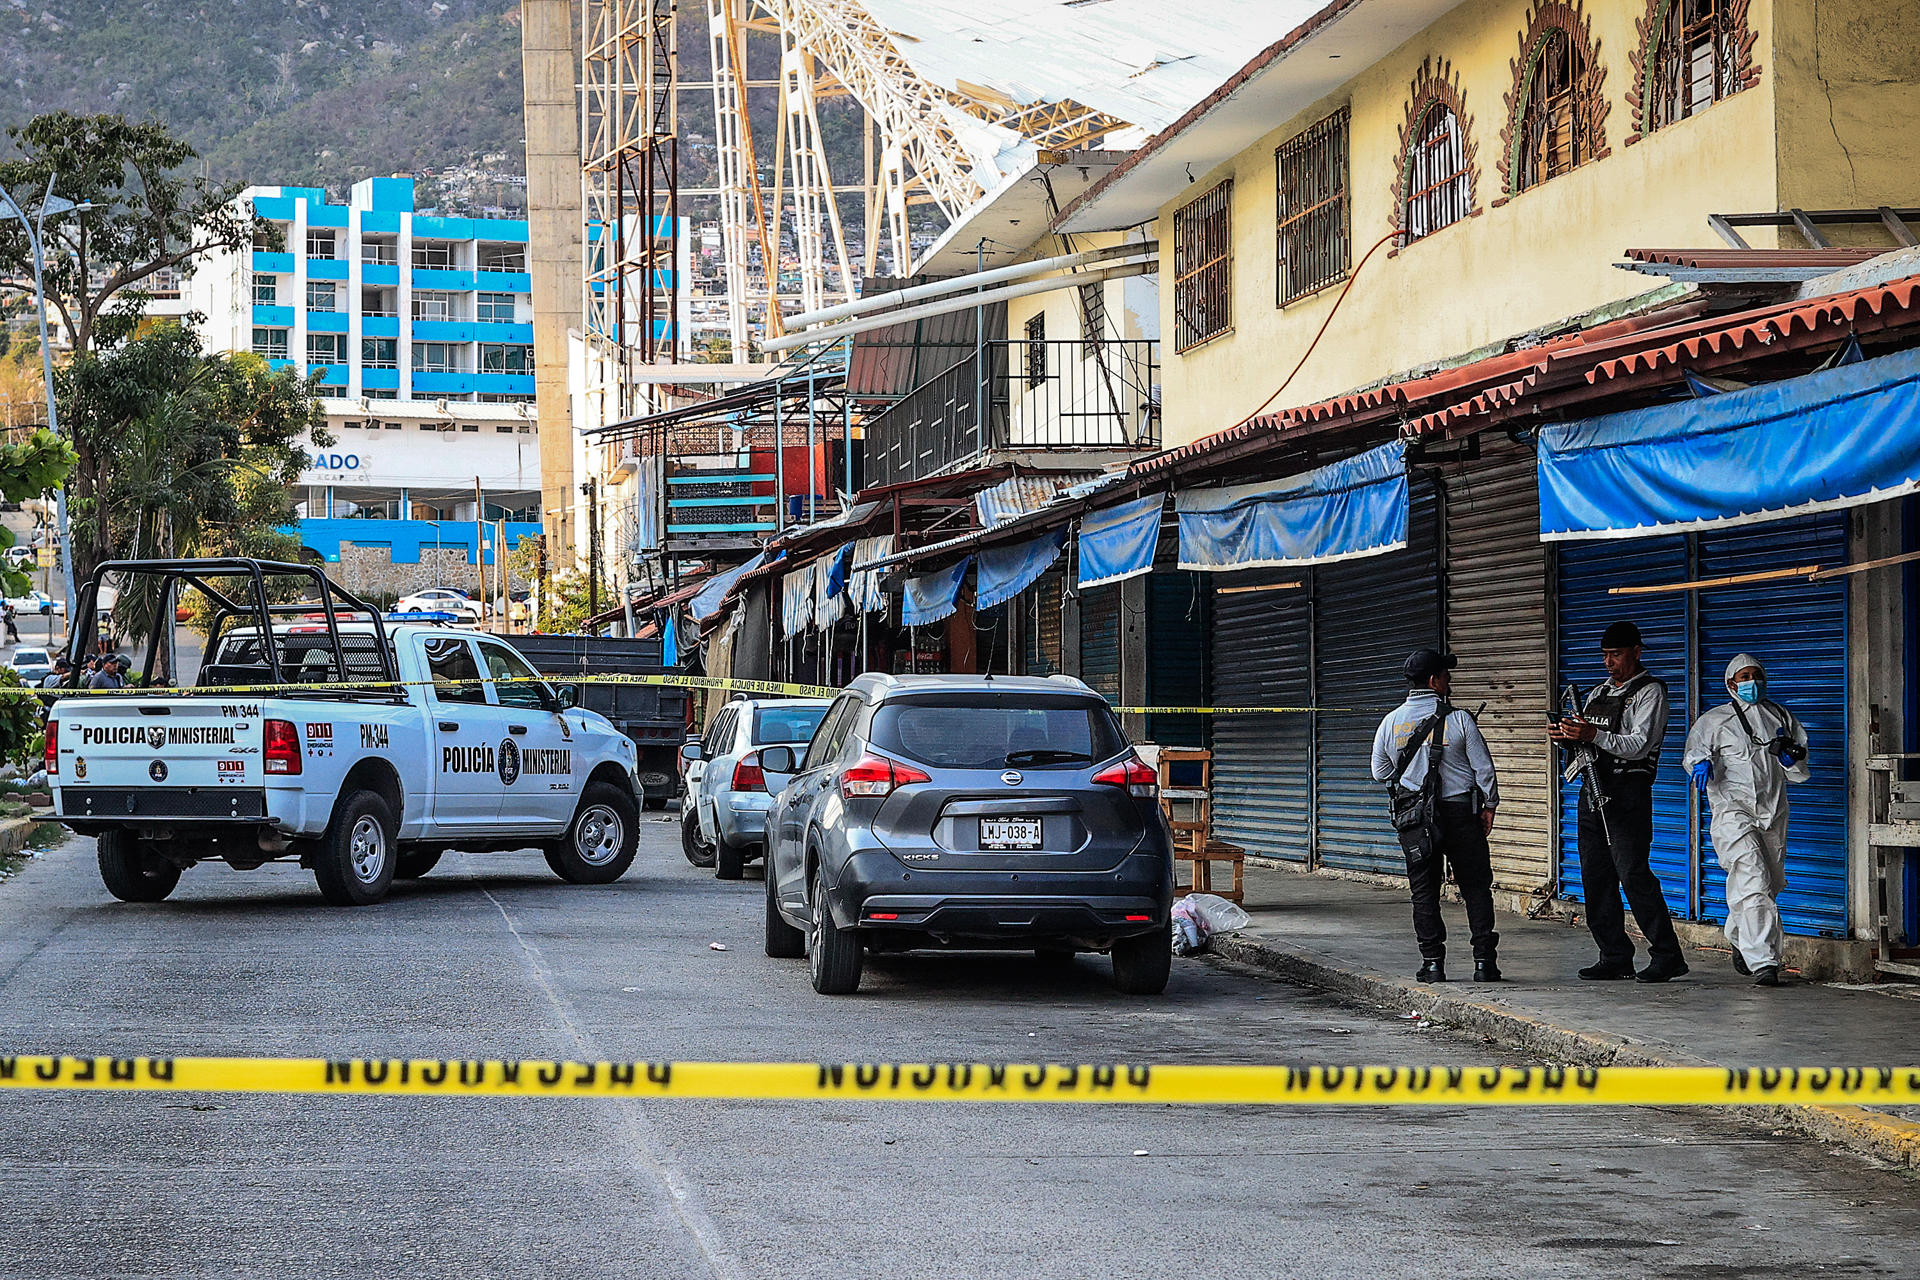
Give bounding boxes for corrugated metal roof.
[846,293,1001,398]
[974,472,1100,527]
[1624,248,1886,268]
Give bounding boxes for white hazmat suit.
[1681,653,1810,972]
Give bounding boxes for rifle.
[1557,683,1613,845]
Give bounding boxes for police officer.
[1370,648,1501,983]
[1549,620,1688,983]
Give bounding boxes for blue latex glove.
[1691,759,1712,793]
[1775,732,1800,766]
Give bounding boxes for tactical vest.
[1584,671,1664,783]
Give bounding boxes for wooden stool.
[1177,840,1245,903]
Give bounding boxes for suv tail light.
[840,752,931,799]
[1092,753,1157,799]
[43,719,56,776]
[264,719,302,775]
[731,754,766,792]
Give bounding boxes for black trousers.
[1399,799,1498,962]
[1576,777,1683,967]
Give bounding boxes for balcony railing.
[862,338,1160,487]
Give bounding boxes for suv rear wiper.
[1004,749,1092,765]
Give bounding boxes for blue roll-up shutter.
[1554,537,1694,918]
[1210,569,1312,862]
[1080,583,1121,700]
[1312,481,1441,875]
[1147,572,1208,747]
[1695,512,1850,936]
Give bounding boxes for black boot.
[1636,957,1691,984]
[1473,959,1504,982]
[1578,960,1636,980]
[1753,965,1781,987]
[1731,953,1751,976]
[1416,958,1446,983]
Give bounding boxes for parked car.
[6,590,62,617]
[7,645,51,684]
[680,696,830,879]
[393,587,483,623]
[760,673,1174,996]
[4,545,36,569]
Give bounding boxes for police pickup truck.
[47,558,643,906]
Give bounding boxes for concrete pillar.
[521,0,582,565]
[1851,500,1905,949]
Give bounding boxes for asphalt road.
[1,821,1918,1279]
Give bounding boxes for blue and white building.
[186,177,542,583]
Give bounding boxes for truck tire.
[544,781,639,884]
[765,861,805,958]
[396,849,443,880]
[97,831,181,903]
[681,809,715,867]
[312,791,397,907]
[1109,930,1172,995]
[715,834,747,881]
[808,863,863,995]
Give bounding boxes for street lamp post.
[0,176,90,614]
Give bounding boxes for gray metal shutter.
[1211,570,1312,861]
[1080,582,1121,700]
[1443,442,1553,891]
[1147,572,1209,747]
[1313,479,1442,874]
[1021,572,1063,676]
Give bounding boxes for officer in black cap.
[1549,619,1688,982]
[1371,647,1501,982]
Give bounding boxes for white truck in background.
[47,558,643,906]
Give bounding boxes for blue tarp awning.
[1077,493,1164,588]
[689,552,766,621]
[902,558,971,627]
[1539,345,1920,540]
[976,530,1066,611]
[1176,440,1409,571]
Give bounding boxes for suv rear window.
[753,705,828,745]
[869,693,1127,770]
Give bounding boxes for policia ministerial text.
[2,1055,1918,1106]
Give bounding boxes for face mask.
[1734,680,1762,705]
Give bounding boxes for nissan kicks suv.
[759,673,1174,995]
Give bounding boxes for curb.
[1207,932,1920,1169]
[0,815,37,859]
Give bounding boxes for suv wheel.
[807,863,863,994]
[1110,930,1172,995]
[765,860,805,959]
[681,809,715,868]
[97,831,181,903]
[313,790,397,906]
[544,781,639,884]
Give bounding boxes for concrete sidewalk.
[1204,860,1920,1167]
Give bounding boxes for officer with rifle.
[1549,620,1688,983]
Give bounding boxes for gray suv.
[681,697,831,879]
[759,673,1174,995]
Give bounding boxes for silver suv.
[680,696,831,879]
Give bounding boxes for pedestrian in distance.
[1371,648,1502,983]
[3,602,18,645]
[1682,653,1809,987]
[1549,620,1689,983]
[87,655,124,691]
[39,657,68,689]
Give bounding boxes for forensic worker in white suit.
[1681,653,1810,988]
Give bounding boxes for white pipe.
[763,259,1158,353]
[784,240,1157,329]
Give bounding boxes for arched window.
[1403,101,1472,242]
[1514,27,1594,190]
[1648,0,1741,129]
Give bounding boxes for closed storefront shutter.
[1211,570,1312,861]
[1021,572,1064,676]
[1079,582,1121,700]
[1554,537,1694,918]
[1313,482,1442,875]
[1695,513,1850,936]
[1443,443,1553,890]
[1147,572,1209,747]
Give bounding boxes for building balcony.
[306,310,350,334]
[474,269,532,293]
[252,304,294,327]
[472,320,534,343]
[412,320,475,343]
[307,204,349,230]
[310,363,348,386]
[307,258,350,283]
[362,263,401,288]
[411,371,474,395]
[361,315,402,339]
[412,268,476,291]
[361,367,400,391]
[252,251,295,274]
[473,372,535,395]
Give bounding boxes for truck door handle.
[438,721,459,732]
[508,725,528,735]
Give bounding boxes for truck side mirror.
[553,683,578,710]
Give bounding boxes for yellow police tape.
[0,1056,1915,1106]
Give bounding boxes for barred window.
[306,333,347,365]
[251,328,288,360]
[1402,103,1471,243]
[1024,314,1047,389]
[1515,28,1593,190]
[480,343,533,374]
[251,276,277,306]
[1173,180,1232,352]
[305,280,338,312]
[305,229,338,260]
[1276,111,1350,305]
[361,338,398,369]
[1649,0,1740,129]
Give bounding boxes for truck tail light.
[840,752,930,799]
[1092,754,1158,799]
[264,719,302,775]
[43,719,55,776]
[731,755,766,792]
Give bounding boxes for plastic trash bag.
[1170,893,1250,954]
[1187,893,1250,933]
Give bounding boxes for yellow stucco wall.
[1156,0,1789,449]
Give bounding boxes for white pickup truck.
[48,558,644,907]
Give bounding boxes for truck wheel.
[715,834,746,881]
[808,863,863,995]
[544,781,638,884]
[396,849,442,880]
[97,831,181,903]
[765,860,805,958]
[681,809,715,868]
[312,791,397,907]
[1110,931,1172,995]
